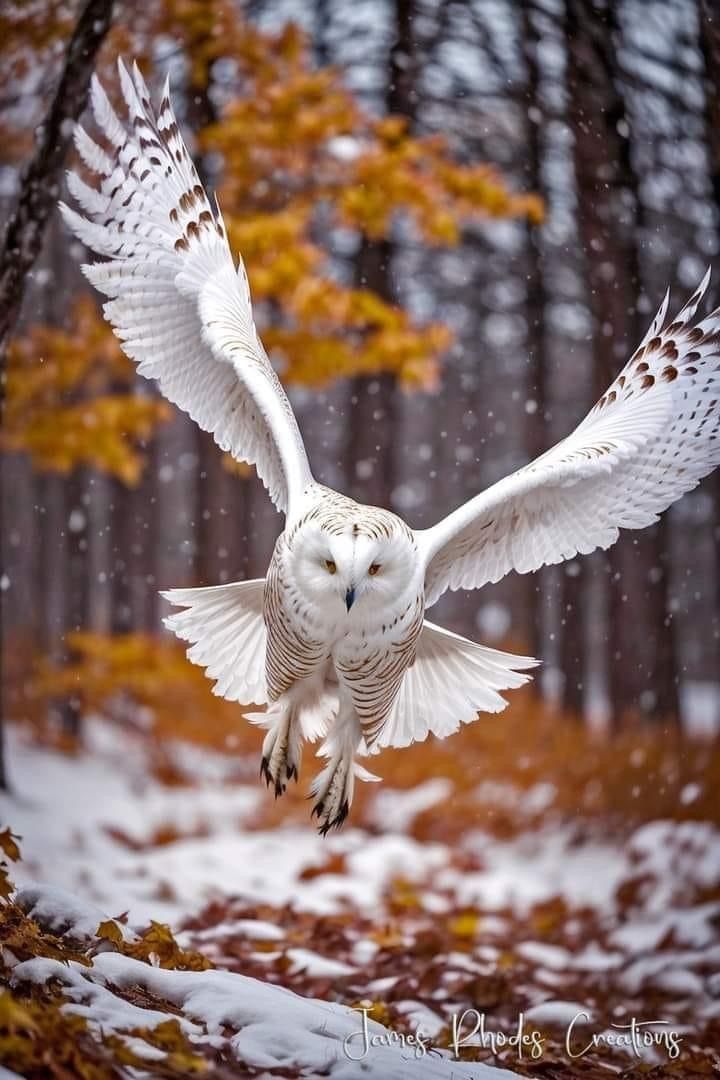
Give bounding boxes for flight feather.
[60,59,313,516]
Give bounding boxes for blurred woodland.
[2,3,720,1077]
[2,0,720,766]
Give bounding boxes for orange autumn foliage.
[2,2,542,473]
[191,11,542,388]
[28,630,257,757]
[3,298,170,485]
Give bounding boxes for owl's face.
[290,519,419,618]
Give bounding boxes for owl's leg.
[256,672,328,797]
[309,696,363,835]
[259,700,302,798]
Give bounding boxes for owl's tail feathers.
[367,620,540,753]
[245,686,337,743]
[161,578,268,706]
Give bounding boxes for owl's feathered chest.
[263,528,424,721]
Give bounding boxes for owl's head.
[289,512,419,617]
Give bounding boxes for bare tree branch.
[0,0,115,365]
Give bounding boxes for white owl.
[61,62,720,832]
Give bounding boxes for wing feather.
[162,579,267,705]
[371,621,538,751]
[418,272,720,605]
[60,60,313,516]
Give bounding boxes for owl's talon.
[309,752,354,835]
[259,704,301,798]
[313,799,348,835]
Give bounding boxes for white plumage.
[62,62,720,832]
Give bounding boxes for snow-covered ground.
[1,723,450,925]
[9,885,515,1080]
[2,722,720,1075]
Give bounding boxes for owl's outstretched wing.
[418,272,720,607]
[369,620,538,752]
[60,60,313,516]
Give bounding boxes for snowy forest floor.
[1,698,720,1078]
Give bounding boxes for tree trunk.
[344,241,398,509]
[185,53,252,585]
[0,0,115,776]
[699,0,720,732]
[59,468,90,736]
[0,0,114,781]
[0,0,114,358]
[343,0,417,511]
[521,1,555,674]
[565,0,679,729]
[109,463,158,633]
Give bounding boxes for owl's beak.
[345,587,355,611]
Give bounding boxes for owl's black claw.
[312,797,350,835]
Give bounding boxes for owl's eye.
[368,563,381,576]
[325,559,337,575]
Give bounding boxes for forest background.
[1,2,720,1076]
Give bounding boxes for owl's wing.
[368,620,537,752]
[59,60,312,516]
[162,579,268,705]
[417,272,720,607]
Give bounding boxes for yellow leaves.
[0,862,214,1077]
[0,900,91,968]
[29,631,255,755]
[217,70,357,158]
[0,992,37,1035]
[0,1007,103,1078]
[96,919,124,947]
[369,923,405,949]
[375,116,409,145]
[108,1019,209,1075]
[435,159,545,226]
[4,298,169,483]
[0,992,95,1079]
[6,296,128,412]
[5,395,170,486]
[97,916,211,971]
[351,999,394,1027]
[530,896,569,936]
[98,916,213,971]
[227,206,309,258]
[263,324,442,389]
[220,216,448,386]
[193,15,543,391]
[0,829,21,865]
[123,921,213,972]
[0,829,21,903]
[0,984,210,1079]
[4,7,544,491]
[339,124,544,243]
[447,910,481,939]
[388,877,422,913]
[34,631,208,706]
